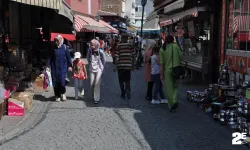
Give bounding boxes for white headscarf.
[146,39,156,51]
[54,34,64,48]
[91,39,100,51]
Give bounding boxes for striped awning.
[10,0,61,10]
[74,15,110,33]
[233,15,250,33]
[99,20,119,34]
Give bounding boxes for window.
[227,0,250,51]
[135,7,138,12]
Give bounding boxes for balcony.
[135,12,146,17]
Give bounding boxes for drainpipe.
[88,0,91,15]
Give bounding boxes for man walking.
[115,34,136,99]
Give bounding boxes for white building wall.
[122,0,126,17]
[124,0,136,25]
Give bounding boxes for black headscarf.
[162,35,174,51]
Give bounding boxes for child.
[73,52,87,99]
[151,46,168,104]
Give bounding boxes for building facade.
[71,0,100,16]
[124,0,147,28]
[100,0,125,17]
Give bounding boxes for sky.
[136,0,154,15]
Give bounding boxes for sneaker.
[121,92,125,99]
[170,102,179,112]
[61,94,67,101]
[55,97,61,102]
[161,99,168,104]
[93,101,99,104]
[81,89,85,96]
[151,100,160,104]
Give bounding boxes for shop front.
[159,0,221,83]
[0,0,75,119]
[222,0,250,85]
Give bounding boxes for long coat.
[47,44,72,87]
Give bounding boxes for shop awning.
[74,15,110,33]
[143,18,160,30]
[50,33,76,41]
[58,1,73,23]
[160,7,205,26]
[99,20,119,34]
[10,0,61,10]
[164,0,185,14]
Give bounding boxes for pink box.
[8,109,24,116]
[8,98,24,116]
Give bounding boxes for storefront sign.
[220,0,226,64]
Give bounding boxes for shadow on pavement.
[63,57,243,150]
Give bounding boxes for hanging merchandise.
[45,68,52,87]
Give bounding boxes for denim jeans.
[74,78,84,97]
[151,74,165,100]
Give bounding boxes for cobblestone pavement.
[0,56,245,150]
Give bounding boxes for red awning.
[74,15,95,32]
[99,20,119,34]
[51,33,76,41]
[74,15,110,33]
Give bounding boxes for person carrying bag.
[160,35,183,112]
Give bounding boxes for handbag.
[64,45,70,85]
[171,44,185,80]
[148,49,154,64]
[98,50,104,72]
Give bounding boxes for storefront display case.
[172,12,211,76]
[225,0,250,85]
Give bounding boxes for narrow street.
[0,57,244,150]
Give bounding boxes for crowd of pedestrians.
[46,33,182,112]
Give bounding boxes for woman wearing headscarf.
[144,39,156,101]
[160,35,182,112]
[47,35,73,102]
[87,39,106,104]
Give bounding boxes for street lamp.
[136,0,147,69]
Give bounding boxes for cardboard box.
[33,77,44,93]
[8,98,24,116]
[12,92,33,110]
